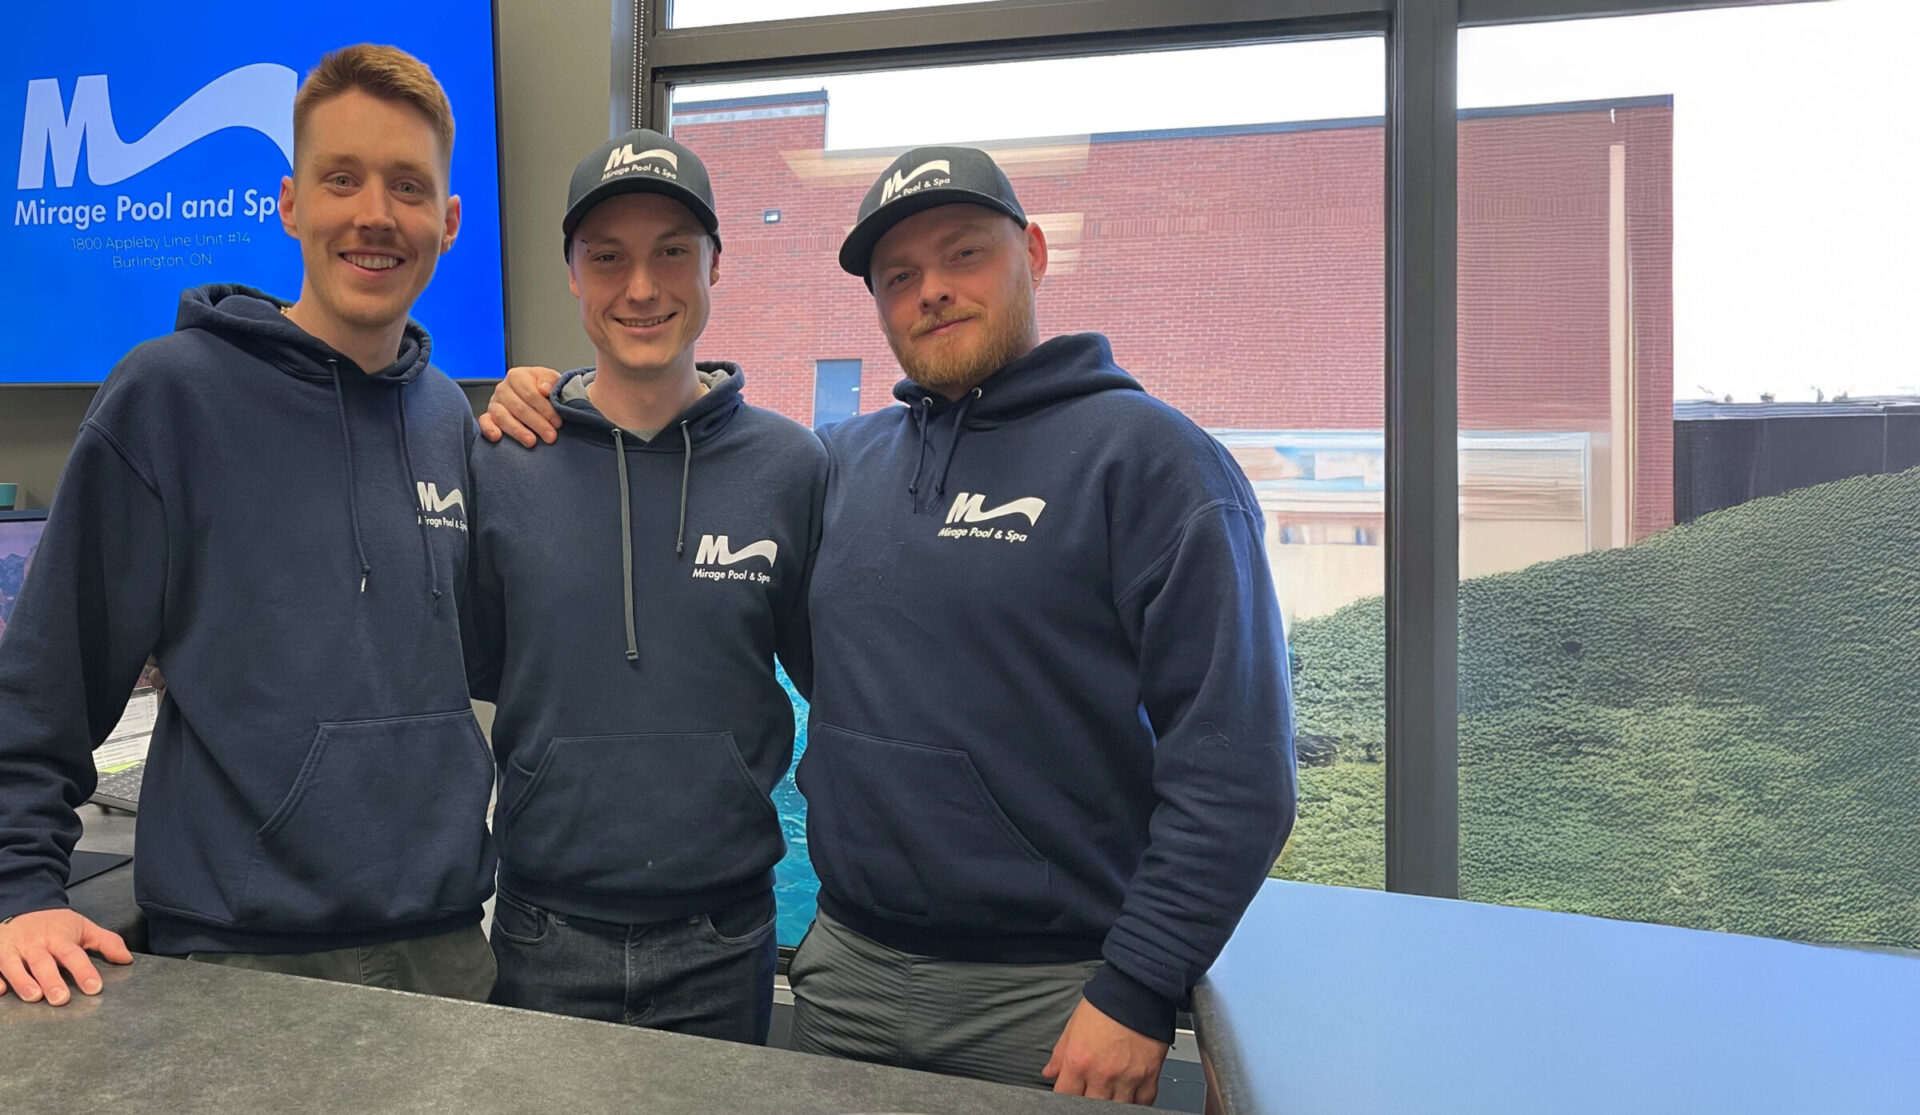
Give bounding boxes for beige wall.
[1270,519,1593,623]
[0,0,610,508]
[1460,518,1591,581]
[1272,545,1385,624]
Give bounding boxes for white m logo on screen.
[879,158,950,204]
[694,535,778,567]
[417,483,466,516]
[17,63,297,190]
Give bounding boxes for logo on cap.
[879,158,951,205]
[603,144,679,181]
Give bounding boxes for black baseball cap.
[562,128,720,259]
[838,145,1027,285]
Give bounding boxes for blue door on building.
[813,359,861,429]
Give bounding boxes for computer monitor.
[2,1,509,384]
[0,509,49,642]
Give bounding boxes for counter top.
[0,954,1108,1114]
[26,808,1107,1113]
[1192,879,1920,1115]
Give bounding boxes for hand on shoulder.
[478,367,564,448]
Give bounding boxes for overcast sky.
[670,1,1920,401]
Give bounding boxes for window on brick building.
[812,359,862,429]
[669,37,1392,946]
[1448,0,1920,949]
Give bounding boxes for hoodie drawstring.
[906,397,934,510]
[612,430,640,663]
[930,387,982,502]
[394,394,442,604]
[675,420,693,556]
[329,361,373,594]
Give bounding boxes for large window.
[669,37,1389,944]
[1449,0,1920,946]
[670,0,977,27]
[639,0,1913,955]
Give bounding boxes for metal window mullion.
[647,76,672,132]
[1462,0,1817,28]
[648,0,1389,82]
[611,0,647,135]
[1384,0,1459,899]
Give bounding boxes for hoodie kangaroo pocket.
[498,732,783,896]
[237,710,495,928]
[799,723,1051,930]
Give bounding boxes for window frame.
[623,0,1827,899]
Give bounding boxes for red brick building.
[672,92,1674,608]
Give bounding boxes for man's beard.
[889,291,1036,396]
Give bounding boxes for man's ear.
[441,194,462,254]
[708,240,721,286]
[1024,221,1049,285]
[278,176,298,240]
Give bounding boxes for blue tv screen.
[2,3,507,384]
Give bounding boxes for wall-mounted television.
[1,3,507,385]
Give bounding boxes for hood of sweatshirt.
[177,283,434,384]
[176,283,445,600]
[552,362,744,444]
[889,333,1142,512]
[549,363,746,660]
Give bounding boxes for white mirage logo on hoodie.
[937,492,1045,544]
[691,534,776,584]
[416,483,468,532]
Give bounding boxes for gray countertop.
[1191,879,1920,1115]
[0,954,1110,1114]
[38,810,1108,1113]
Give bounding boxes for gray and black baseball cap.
[838,145,1027,285]
[562,128,720,259]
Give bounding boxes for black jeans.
[488,887,777,1044]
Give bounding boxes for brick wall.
[675,94,1676,539]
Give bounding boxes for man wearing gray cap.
[479,144,1294,1103]
[462,128,824,1043]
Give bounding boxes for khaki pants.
[188,924,495,1002]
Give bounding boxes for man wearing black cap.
[786,146,1295,1104]
[462,128,824,1043]
[477,144,1294,1103]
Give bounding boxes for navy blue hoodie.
[0,284,495,955]
[465,365,825,924]
[802,333,1296,1043]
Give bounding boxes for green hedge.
[1275,466,1920,947]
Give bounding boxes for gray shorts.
[787,909,1101,1089]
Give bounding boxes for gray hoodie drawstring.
[394,394,442,604]
[930,387,982,501]
[674,420,693,556]
[612,430,640,662]
[906,396,934,510]
[329,361,373,593]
